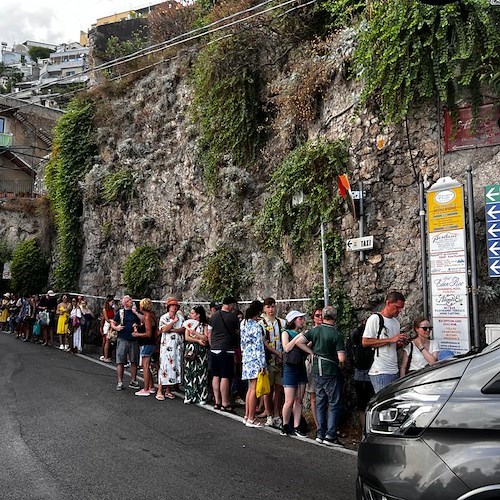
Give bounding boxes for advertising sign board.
[427,178,470,354]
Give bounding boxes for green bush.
[102,169,135,203]
[10,239,49,295]
[122,245,161,297]
[199,245,252,302]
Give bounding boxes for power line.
[1,0,319,115]
[4,0,311,99]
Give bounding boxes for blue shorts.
[140,344,155,357]
[282,363,307,387]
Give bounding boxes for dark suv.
[357,339,500,500]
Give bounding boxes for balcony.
[0,133,13,148]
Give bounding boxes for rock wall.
[75,33,499,334]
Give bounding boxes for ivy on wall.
[122,245,161,297]
[353,0,500,123]
[102,169,135,204]
[191,30,263,192]
[256,139,349,254]
[45,98,97,290]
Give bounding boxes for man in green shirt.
[297,305,346,446]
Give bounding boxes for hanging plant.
[353,0,500,123]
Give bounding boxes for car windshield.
[479,336,500,354]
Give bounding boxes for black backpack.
[349,313,386,370]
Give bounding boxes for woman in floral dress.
[240,300,266,428]
[156,297,185,401]
[183,305,211,404]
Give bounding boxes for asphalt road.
[0,333,357,499]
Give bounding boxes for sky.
[1,0,154,46]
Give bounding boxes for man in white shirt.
[258,297,286,428]
[362,291,408,393]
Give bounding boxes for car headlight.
[366,380,458,436]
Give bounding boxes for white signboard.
[346,235,374,252]
[427,178,470,354]
[2,262,11,280]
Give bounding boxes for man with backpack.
[348,320,374,429]
[362,291,408,393]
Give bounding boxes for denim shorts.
[116,338,139,365]
[140,344,155,357]
[282,363,307,387]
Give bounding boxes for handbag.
[256,370,271,398]
[39,310,50,326]
[184,344,197,361]
[33,321,41,337]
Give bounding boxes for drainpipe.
[466,165,481,349]
[419,178,429,318]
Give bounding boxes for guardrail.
[0,133,13,148]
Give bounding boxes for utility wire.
[1,0,319,114]
[5,0,311,100]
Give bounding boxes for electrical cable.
[4,0,312,100]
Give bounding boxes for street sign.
[346,235,373,252]
[485,184,500,278]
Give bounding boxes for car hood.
[373,356,471,402]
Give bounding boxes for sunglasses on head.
[419,326,433,331]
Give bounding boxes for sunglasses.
[419,326,433,331]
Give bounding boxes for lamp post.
[292,190,330,306]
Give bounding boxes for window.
[0,117,4,133]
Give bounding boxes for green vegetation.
[45,98,97,290]
[27,46,54,61]
[353,0,500,123]
[199,245,252,302]
[192,30,263,192]
[10,239,49,295]
[104,32,148,61]
[102,169,135,204]
[256,139,349,253]
[122,245,161,297]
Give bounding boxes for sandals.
[245,419,263,428]
[220,405,234,413]
[165,393,175,400]
[155,394,165,401]
[213,404,221,410]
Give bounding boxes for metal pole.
[358,181,365,262]
[419,179,429,318]
[320,221,329,306]
[466,166,481,349]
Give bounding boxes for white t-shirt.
[363,313,401,375]
[404,340,439,371]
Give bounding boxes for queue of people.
[2,288,445,446]
[0,290,93,353]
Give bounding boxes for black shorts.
[355,379,375,411]
[210,351,234,379]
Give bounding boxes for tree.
[10,239,49,295]
[27,46,54,61]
